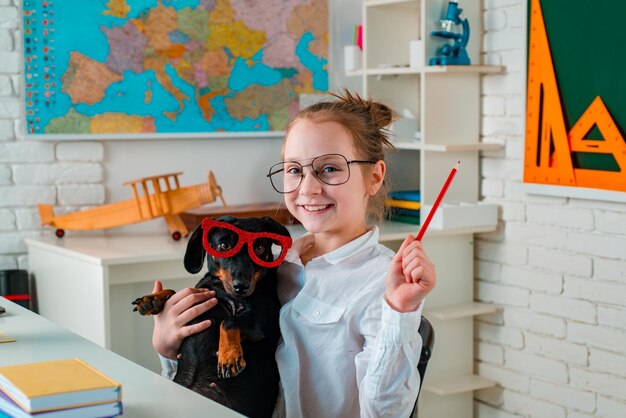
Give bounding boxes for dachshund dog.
[132,216,291,418]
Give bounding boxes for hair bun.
[368,101,395,130]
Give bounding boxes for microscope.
[429,0,471,66]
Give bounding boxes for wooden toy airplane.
[38,171,227,240]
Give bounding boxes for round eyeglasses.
[267,153,377,194]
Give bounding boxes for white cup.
[344,45,362,71]
[409,40,424,69]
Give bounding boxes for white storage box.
[421,202,498,229]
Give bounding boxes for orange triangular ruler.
[568,96,626,191]
[524,0,576,186]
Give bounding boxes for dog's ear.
[184,223,206,274]
[260,216,291,238]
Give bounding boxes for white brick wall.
[594,258,626,283]
[477,1,626,417]
[56,142,104,162]
[502,389,566,418]
[530,379,596,413]
[0,1,105,269]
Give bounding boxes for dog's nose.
[233,283,250,295]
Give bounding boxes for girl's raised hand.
[384,234,436,312]
[151,280,218,359]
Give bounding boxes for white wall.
[477,1,626,417]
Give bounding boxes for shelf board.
[423,374,497,396]
[346,67,418,77]
[364,0,418,8]
[425,302,500,320]
[391,141,504,152]
[391,141,422,150]
[422,143,504,152]
[423,65,504,74]
[345,69,364,77]
[378,221,497,241]
[346,65,504,78]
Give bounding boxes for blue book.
[388,207,420,218]
[388,189,421,202]
[0,390,122,418]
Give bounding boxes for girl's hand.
[151,280,217,359]
[384,235,436,312]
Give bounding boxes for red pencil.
[416,161,460,241]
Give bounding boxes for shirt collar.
[286,226,380,266]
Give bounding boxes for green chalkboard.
[527,1,626,171]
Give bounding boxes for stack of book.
[0,358,122,418]
[385,189,421,225]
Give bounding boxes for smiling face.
[282,118,385,252]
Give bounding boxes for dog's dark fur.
[132,216,287,418]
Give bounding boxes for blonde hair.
[283,90,396,224]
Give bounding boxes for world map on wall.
[22,0,328,137]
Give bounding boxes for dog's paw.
[131,289,176,316]
[217,349,246,378]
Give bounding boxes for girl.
[152,91,436,417]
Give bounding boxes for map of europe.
[22,0,328,137]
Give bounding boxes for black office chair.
[410,315,435,417]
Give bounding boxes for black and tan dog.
[132,216,291,418]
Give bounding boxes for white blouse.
[273,227,423,418]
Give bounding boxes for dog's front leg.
[217,319,245,378]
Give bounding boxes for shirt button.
[313,311,320,318]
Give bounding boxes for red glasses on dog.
[201,218,293,268]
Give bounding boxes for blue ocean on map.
[297,32,328,91]
[23,0,328,136]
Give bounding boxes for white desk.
[0,297,242,418]
[25,234,204,372]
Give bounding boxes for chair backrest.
[410,315,435,417]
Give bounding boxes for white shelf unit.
[350,1,502,417]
